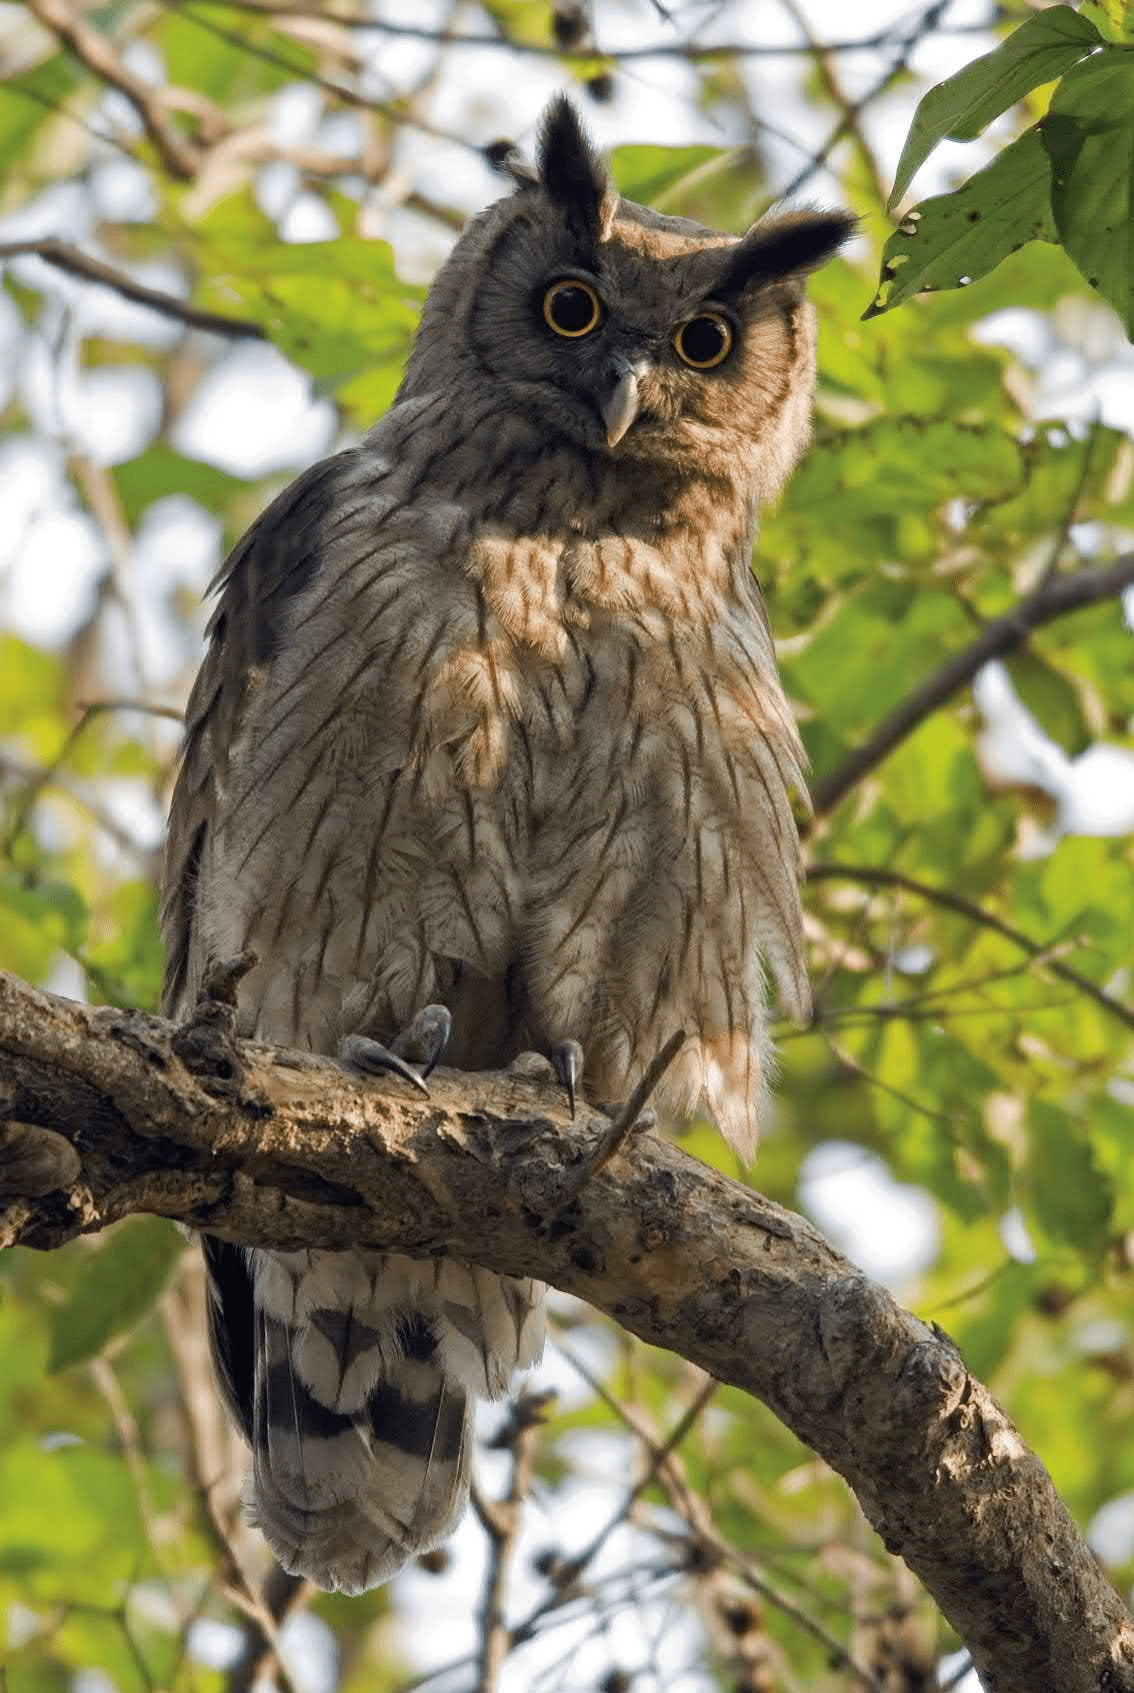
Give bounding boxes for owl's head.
[399,99,854,497]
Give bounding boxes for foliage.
[1,2,1133,1690]
[869,4,1134,333]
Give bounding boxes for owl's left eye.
[543,280,603,338]
[674,312,733,370]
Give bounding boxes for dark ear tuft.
[537,95,615,245]
[718,210,858,297]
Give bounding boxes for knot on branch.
[0,1119,82,1199]
[170,951,261,1104]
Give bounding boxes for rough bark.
[2,968,1132,1693]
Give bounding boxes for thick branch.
[2,970,1132,1693]
[809,552,1134,817]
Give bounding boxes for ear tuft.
[537,95,617,245]
[718,210,858,297]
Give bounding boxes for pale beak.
[601,362,644,447]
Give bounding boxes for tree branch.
[809,552,1134,818]
[2,969,1133,1693]
[25,0,202,180]
[190,0,999,64]
[0,240,267,339]
[809,861,1134,1035]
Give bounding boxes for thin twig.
[781,0,951,199]
[2,698,183,859]
[0,240,267,338]
[190,0,1000,63]
[808,551,1134,817]
[475,1394,551,1693]
[88,1355,174,1589]
[779,0,888,207]
[556,1029,686,1207]
[554,1332,880,1690]
[24,0,201,179]
[169,2,488,155]
[809,861,1134,1034]
[160,1263,308,1693]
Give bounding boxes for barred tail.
[201,1238,543,1594]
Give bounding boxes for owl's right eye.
[542,280,603,338]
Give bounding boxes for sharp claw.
[552,1040,584,1119]
[341,1034,432,1097]
[388,1003,452,1079]
[420,1006,452,1079]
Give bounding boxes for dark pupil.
[550,286,595,333]
[682,317,726,364]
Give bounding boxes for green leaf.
[0,875,88,982]
[47,1219,185,1373]
[611,144,765,228]
[1041,51,1134,336]
[0,1442,145,1573]
[194,229,423,414]
[866,129,1057,320]
[1080,0,1134,43]
[889,7,1100,207]
[1026,1101,1113,1252]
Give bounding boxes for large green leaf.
[889,7,1100,207]
[866,129,1057,319]
[1041,51,1134,336]
[48,1218,185,1373]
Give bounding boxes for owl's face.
[401,99,854,492]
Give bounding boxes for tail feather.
[203,1242,544,1594]
[250,1309,470,1594]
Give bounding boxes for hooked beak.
[600,359,646,448]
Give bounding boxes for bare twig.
[0,240,267,338]
[161,1260,308,1693]
[552,1335,880,1687]
[24,0,201,179]
[556,1029,686,1206]
[779,0,888,207]
[2,698,183,860]
[782,0,951,200]
[188,0,1000,64]
[808,861,1134,1034]
[475,1394,552,1693]
[168,2,487,155]
[808,552,1134,817]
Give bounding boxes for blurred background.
[2,1,1133,1689]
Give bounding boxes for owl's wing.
[160,444,544,1594]
[161,451,357,1018]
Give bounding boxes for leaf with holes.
[865,128,1057,319]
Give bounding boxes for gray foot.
[341,1004,452,1097]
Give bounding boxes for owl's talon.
[552,1040,584,1119]
[389,1004,452,1079]
[341,1034,431,1097]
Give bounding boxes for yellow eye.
[674,312,733,370]
[543,279,603,338]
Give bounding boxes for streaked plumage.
[161,98,852,1593]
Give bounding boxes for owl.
[161,97,853,1594]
